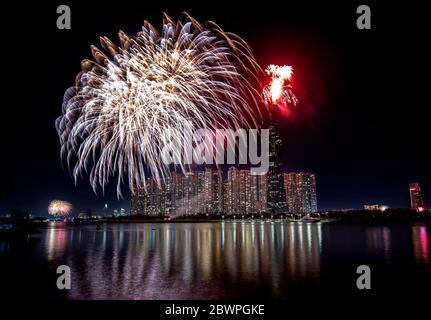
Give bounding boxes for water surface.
[0,221,429,300]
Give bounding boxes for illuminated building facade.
[284,172,317,213]
[131,167,269,216]
[409,182,426,211]
[251,173,268,214]
[363,204,388,211]
[223,167,268,215]
[266,126,287,213]
[364,204,381,211]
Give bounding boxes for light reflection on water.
[412,225,430,264]
[44,221,324,299]
[1,221,430,300]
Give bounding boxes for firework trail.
[48,200,73,217]
[56,13,263,196]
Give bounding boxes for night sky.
[1,1,429,215]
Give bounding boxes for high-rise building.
[224,167,268,215]
[225,167,240,215]
[203,168,223,213]
[181,172,194,215]
[284,172,317,213]
[266,125,287,213]
[131,168,224,216]
[130,177,163,216]
[170,171,206,216]
[250,173,267,214]
[170,171,184,214]
[238,170,252,215]
[130,168,279,216]
[284,173,299,213]
[409,182,426,211]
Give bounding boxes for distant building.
[112,208,127,217]
[330,208,355,213]
[364,204,380,210]
[409,182,426,211]
[364,204,388,211]
[9,209,30,220]
[284,172,317,213]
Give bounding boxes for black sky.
[1,0,430,215]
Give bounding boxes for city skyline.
[1,1,430,309]
[1,165,428,217]
[1,1,430,215]
[131,167,318,217]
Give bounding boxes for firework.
[48,200,73,217]
[263,64,298,107]
[56,13,262,196]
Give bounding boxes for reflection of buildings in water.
[46,222,67,261]
[63,222,322,299]
[0,240,10,255]
[412,225,429,265]
[67,224,162,299]
[182,221,322,296]
[365,227,391,262]
[286,223,322,281]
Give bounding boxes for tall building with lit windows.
[238,170,252,215]
[284,172,317,213]
[225,167,240,215]
[130,176,170,216]
[409,182,426,211]
[204,168,223,213]
[130,186,143,215]
[130,173,181,216]
[266,126,287,213]
[250,173,268,213]
[224,167,268,215]
[130,168,269,216]
[284,173,299,213]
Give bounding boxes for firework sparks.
[48,200,73,217]
[56,13,263,196]
[263,64,298,107]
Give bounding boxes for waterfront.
[0,221,430,300]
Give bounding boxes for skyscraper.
[225,167,240,215]
[250,173,268,214]
[238,170,252,215]
[130,177,170,216]
[204,168,223,213]
[284,172,317,213]
[131,168,268,216]
[409,182,426,211]
[284,173,299,213]
[266,125,287,213]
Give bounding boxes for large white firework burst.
[56,13,263,196]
